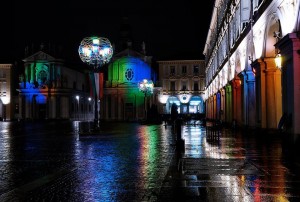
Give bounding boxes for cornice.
[157,60,204,65]
[0,64,14,69]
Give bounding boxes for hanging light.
[275,53,282,69]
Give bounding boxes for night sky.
[2,1,214,63]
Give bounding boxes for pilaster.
[230,77,242,126]
[264,57,282,129]
[252,59,266,128]
[225,84,232,124]
[239,70,256,128]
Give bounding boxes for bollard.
[175,119,185,152]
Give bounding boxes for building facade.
[17,50,94,120]
[101,48,157,121]
[157,60,206,117]
[0,64,14,121]
[203,0,300,139]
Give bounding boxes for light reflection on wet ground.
[0,121,175,201]
[158,123,300,201]
[0,120,299,201]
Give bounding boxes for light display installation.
[78,36,113,68]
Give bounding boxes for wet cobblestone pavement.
[158,124,300,202]
[0,120,300,201]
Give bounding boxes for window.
[125,68,134,81]
[182,66,187,74]
[193,66,199,74]
[194,82,199,91]
[0,82,7,93]
[170,81,175,91]
[170,66,175,75]
[38,70,47,84]
[182,81,187,91]
[0,70,6,78]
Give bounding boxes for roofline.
[157,60,205,64]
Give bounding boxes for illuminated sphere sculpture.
[78,36,113,68]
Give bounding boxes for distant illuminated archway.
[167,96,180,114]
[189,96,204,114]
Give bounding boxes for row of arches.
[205,1,300,137]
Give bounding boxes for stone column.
[18,95,23,120]
[252,59,266,128]
[246,71,256,128]
[213,94,216,120]
[221,88,225,122]
[239,70,256,128]
[49,96,56,119]
[231,78,242,126]
[225,84,233,124]
[276,33,300,138]
[209,96,214,119]
[31,64,34,84]
[263,58,282,129]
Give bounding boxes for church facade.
[101,47,158,121]
[17,50,94,121]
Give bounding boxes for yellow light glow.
[275,54,282,69]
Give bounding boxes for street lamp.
[76,95,79,120]
[78,36,113,130]
[1,97,10,121]
[275,53,282,69]
[138,79,154,120]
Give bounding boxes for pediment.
[113,48,145,59]
[23,51,56,62]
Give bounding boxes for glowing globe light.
[78,36,113,130]
[138,79,154,95]
[78,36,113,68]
[138,79,154,120]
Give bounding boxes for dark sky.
[2,1,214,63]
